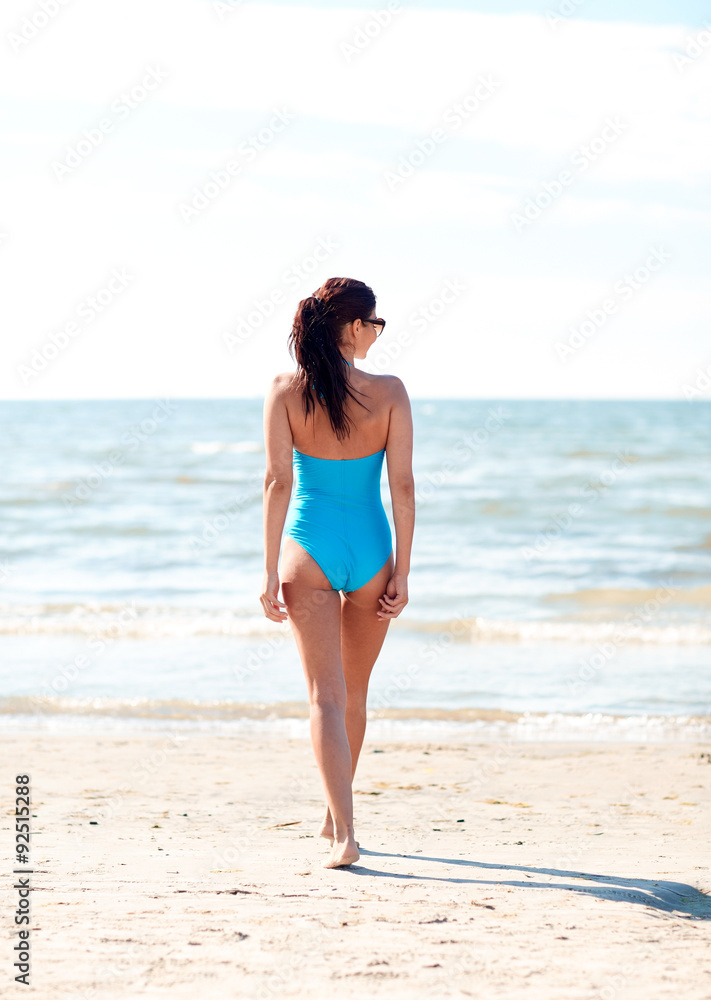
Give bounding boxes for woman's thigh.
[340,551,394,694]
[281,536,344,703]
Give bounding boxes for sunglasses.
[360,317,386,337]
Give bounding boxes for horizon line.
[0,396,704,404]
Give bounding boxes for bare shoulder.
[377,374,410,402]
[267,372,297,396]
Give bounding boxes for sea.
[1,398,710,742]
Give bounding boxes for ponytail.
[288,277,374,441]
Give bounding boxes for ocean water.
[1,398,709,741]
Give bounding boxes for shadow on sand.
[345,851,711,920]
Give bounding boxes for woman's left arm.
[260,375,294,622]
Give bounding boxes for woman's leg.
[280,536,359,868]
[321,552,395,843]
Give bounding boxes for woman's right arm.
[261,375,294,622]
[380,377,415,619]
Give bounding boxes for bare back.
[281,368,396,460]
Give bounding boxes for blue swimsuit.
[283,359,392,592]
[283,448,392,592]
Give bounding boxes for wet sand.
[5,732,711,998]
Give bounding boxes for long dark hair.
[288,276,374,441]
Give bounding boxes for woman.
[260,276,415,869]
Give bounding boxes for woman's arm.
[261,375,293,621]
[379,377,415,619]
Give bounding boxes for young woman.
[260,276,415,868]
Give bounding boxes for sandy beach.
[5,731,710,999]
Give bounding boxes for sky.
[1,0,709,400]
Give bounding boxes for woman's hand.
[377,572,408,620]
[260,571,288,622]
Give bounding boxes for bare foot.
[320,811,359,848]
[324,837,359,869]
